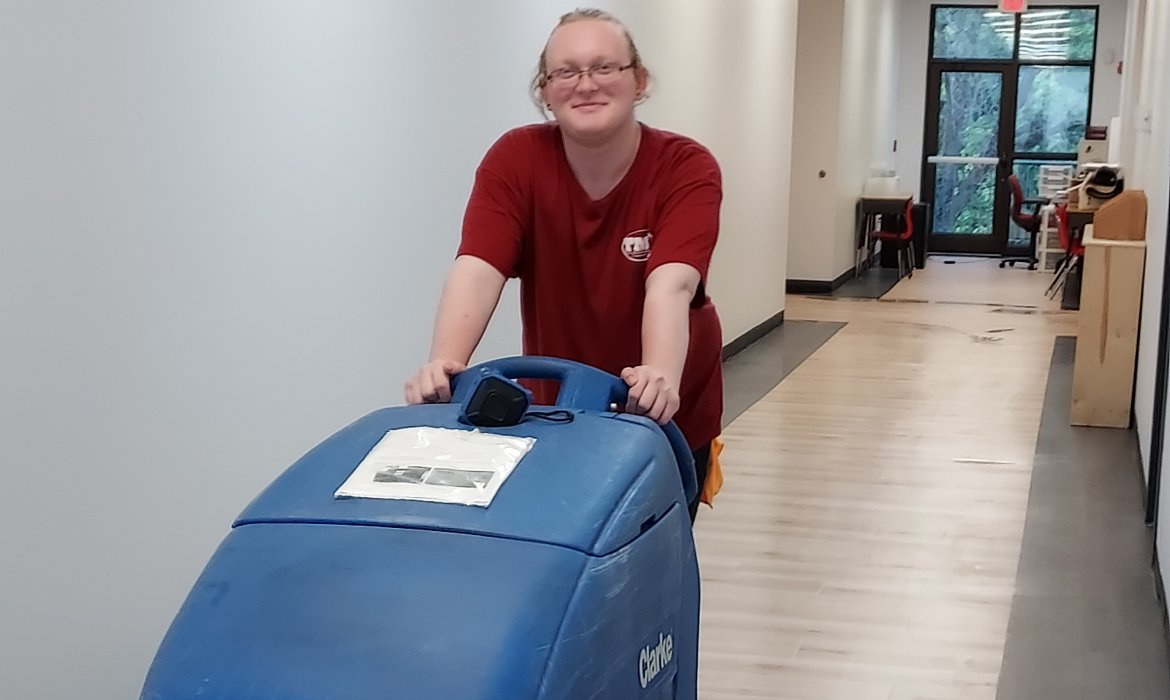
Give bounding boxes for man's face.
[541,20,643,142]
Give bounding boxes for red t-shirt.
[457,122,723,450]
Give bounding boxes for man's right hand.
[404,359,467,404]
[405,255,506,406]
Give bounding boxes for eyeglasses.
[544,62,635,87]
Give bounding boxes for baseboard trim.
[786,266,857,295]
[722,310,785,361]
[785,279,833,294]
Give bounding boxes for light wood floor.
[695,257,1078,700]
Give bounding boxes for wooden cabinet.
[1069,191,1149,428]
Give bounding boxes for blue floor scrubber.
[140,356,701,700]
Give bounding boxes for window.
[1019,8,1098,61]
[933,8,1016,60]
[932,6,1098,62]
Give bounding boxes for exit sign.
[999,0,1027,11]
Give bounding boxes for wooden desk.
[1066,205,1096,233]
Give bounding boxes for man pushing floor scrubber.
[140,9,724,698]
[402,8,726,517]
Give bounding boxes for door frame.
[1146,194,1170,530]
[921,62,1016,255]
[921,4,1101,257]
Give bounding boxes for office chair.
[1000,174,1042,270]
[1046,202,1085,300]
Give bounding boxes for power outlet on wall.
[1137,103,1153,133]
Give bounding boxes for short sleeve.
[456,130,532,279]
[646,143,722,284]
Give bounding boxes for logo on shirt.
[621,229,653,263]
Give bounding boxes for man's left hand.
[620,365,681,425]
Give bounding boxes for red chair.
[864,198,915,280]
[1045,202,1085,299]
[1000,174,1042,270]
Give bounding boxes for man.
[404,9,724,518]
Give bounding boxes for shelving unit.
[1038,205,1063,272]
[1035,165,1074,273]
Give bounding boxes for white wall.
[896,0,1130,198]
[1115,0,1144,171]
[834,0,903,275]
[622,0,797,340]
[1130,0,1170,619]
[787,0,902,282]
[1119,0,1170,534]
[0,2,798,698]
[786,0,846,281]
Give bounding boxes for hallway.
[695,258,1166,698]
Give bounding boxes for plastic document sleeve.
[334,426,535,507]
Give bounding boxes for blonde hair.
[529,8,651,116]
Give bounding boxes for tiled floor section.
[995,336,1170,700]
[722,319,845,426]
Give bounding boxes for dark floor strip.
[825,267,903,299]
[723,311,785,362]
[721,319,845,426]
[996,336,1170,700]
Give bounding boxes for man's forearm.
[428,255,506,364]
[640,286,692,388]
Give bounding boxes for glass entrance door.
[923,66,1012,254]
